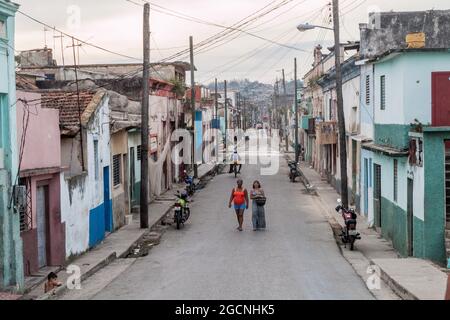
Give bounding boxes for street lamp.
[297,23,333,32]
[296,0,349,208]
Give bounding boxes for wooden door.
[432,72,450,127]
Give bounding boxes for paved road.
[91,145,373,300]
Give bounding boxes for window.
[380,75,386,110]
[93,140,99,180]
[113,154,121,186]
[137,145,142,161]
[365,75,370,105]
[0,20,6,38]
[18,178,32,233]
[393,159,398,203]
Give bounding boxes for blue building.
[0,0,23,291]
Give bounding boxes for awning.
[361,142,409,157]
[351,134,372,142]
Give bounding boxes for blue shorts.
[234,204,246,210]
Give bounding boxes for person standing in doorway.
[250,181,266,231]
[228,179,249,231]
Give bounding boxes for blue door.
[364,159,369,216]
[104,166,113,232]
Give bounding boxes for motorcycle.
[183,170,196,196]
[288,161,301,182]
[335,199,361,250]
[173,191,191,230]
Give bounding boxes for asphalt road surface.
[90,144,373,300]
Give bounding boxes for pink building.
[16,89,65,276]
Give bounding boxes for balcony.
[316,121,337,145]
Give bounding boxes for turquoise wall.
[0,0,23,291]
[422,130,450,264]
[380,197,408,256]
[374,124,410,149]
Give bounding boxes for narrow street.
[82,146,374,300]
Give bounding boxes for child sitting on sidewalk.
[44,272,62,294]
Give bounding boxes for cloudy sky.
[13,0,450,84]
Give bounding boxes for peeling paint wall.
[60,94,111,257]
[360,10,450,59]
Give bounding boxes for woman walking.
[250,181,266,231]
[228,179,249,231]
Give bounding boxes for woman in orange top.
[228,179,249,231]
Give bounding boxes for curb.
[37,164,219,300]
[37,252,117,300]
[368,259,418,300]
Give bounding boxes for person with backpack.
[250,180,266,231]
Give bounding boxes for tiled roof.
[41,91,96,128]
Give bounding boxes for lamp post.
[297,0,349,208]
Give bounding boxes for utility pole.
[140,3,150,229]
[333,0,348,208]
[54,33,66,80]
[294,58,299,163]
[215,78,219,163]
[282,69,288,152]
[224,80,228,160]
[243,97,247,131]
[190,36,198,178]
[69,37,85,172]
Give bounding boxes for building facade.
[0,0,23,291]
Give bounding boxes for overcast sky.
[13,0,450,84]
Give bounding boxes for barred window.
[380,75,386,110]
[18,178,32,233]
[113,154,121,186]
[365,75,370,105]
[137,145,142,161]
[94,140,99,180]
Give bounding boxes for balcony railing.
[316,121,337,145]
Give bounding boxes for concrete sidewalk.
[293,155,449,300]
[18,163,217,300]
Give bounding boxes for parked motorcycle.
[335,199,361,250]
[288,161,301,182]
[183,170,196,196]
[173,191,191,230]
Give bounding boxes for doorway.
[130,147,135,203]
[407,178,414,256]
[103,166,113,232]
[352,140,357,205]
[364,158,369,216]
[36,185,49,268]
[374,164,382,229]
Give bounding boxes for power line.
[17,10,142,61]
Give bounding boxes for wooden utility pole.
[282,69,288,151]
[140,3,150,228]
[333,0,348,208]
[190,36,198,178]
[54,33,66,80]
[224,80,228,159]
[294,58,299,163]
[243,97,247,131]
[69,37,85,172]
[215,78,219,162]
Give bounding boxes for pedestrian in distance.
[250,180,267,231]
[228,179,249,231]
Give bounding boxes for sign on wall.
[195,111,203,164]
